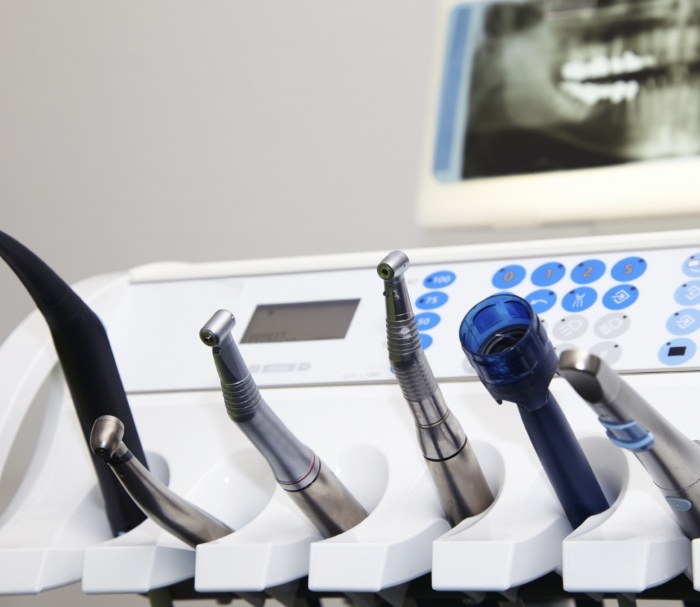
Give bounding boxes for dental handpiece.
[377,251,493,525]
[559,349,700,538]
[460,294,609,528]
[0,229,146,536]
[200,310,368,538]
[90,415,233,547]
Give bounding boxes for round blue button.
[525,289,556,314]
[492,265,526,289]
[667,309,700,336]
[611,257,647,281]
[419,333,433,349]
[415,291,448,310]
[571,259,606,284]
[415,312,441,331]
[562,287,597,312]
[531,262,565,287]
[602,284,639,310]
[424,270,456,289]
[675,280,700,307]
[682,253,700,278]
[659,338,696,366]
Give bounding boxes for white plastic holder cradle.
[0,275,125,594]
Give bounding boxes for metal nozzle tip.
[377,251,410,281]
[90,415,125,462]
[200,310,236,347]
[558,349,605,403]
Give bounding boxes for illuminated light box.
[417,0,700,228]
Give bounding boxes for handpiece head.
[90,415,125,462]
[377,251,411,283]
[460,294,558,411]
[200,310,236,347]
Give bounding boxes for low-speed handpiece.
[200,310,368,538]
[0,229,146,536]
[90,415,233,546]
[377,251,493,525]
[559,349,700,538]
[460,294,608,528]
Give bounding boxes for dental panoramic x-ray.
[419,0,700,228]
[461,0,700,177]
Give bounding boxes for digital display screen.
[241,299,360,343]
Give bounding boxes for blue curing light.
[460,294,609,528]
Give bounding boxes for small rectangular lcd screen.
[241,299,360,343]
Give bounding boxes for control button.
[675,280,700,306]
[424,270,456,289]
[590,342,622,366]
[492,264,526,289]
[262,363,297,372]
[599,419,654,452]
[659,338,697,366]
[525,289,556,314]
[419,333,433,349]
[415,312,441,331]
[594,313,630,339]
[683,253,700,278]
[602,284,639,310]
[666,497,693,512]
[554,342,578,355]
[562,287,597,312]
[531,262,565,287]
[571,259,606,285]
[667,309,700,336]
[415,291,448,310]
[552,315,589,341]
[611,257,647,281]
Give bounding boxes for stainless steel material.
[378,251,494,525]
[559,349,700,538]
[200,309,368,537]
[90,416,233,547]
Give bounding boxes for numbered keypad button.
[492,264,526,289]
[532,262,565,287]
[424,270,456,289]
[415,292,448,310]
[611,257,647,281]
[415,312,441,331]
[571,259,606,284]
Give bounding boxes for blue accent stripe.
[433,6,471,181]
[599,418,655,452]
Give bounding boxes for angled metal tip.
[558,349,606,404]
[200,310,236,347]
[377,251,410,282]
[90,415,125,462]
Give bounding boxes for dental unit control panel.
[3,229,700,603]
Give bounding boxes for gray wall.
[0,1,698,605]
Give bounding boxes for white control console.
[1,230,700,601]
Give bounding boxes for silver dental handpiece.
[90,415,233,547]
[200,309,368,538]
[377,251,494,525]
[559,349,700,538]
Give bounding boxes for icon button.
[675,280,700,306]
[562,287,597,312]
[682,254,700,277]
[525,289,556,314]
[552,315,589,341]
[590,342,622,366]
[667,309,700,336]
[602,284,639,310]
[594,313,630,339]
[659,338,697,366]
